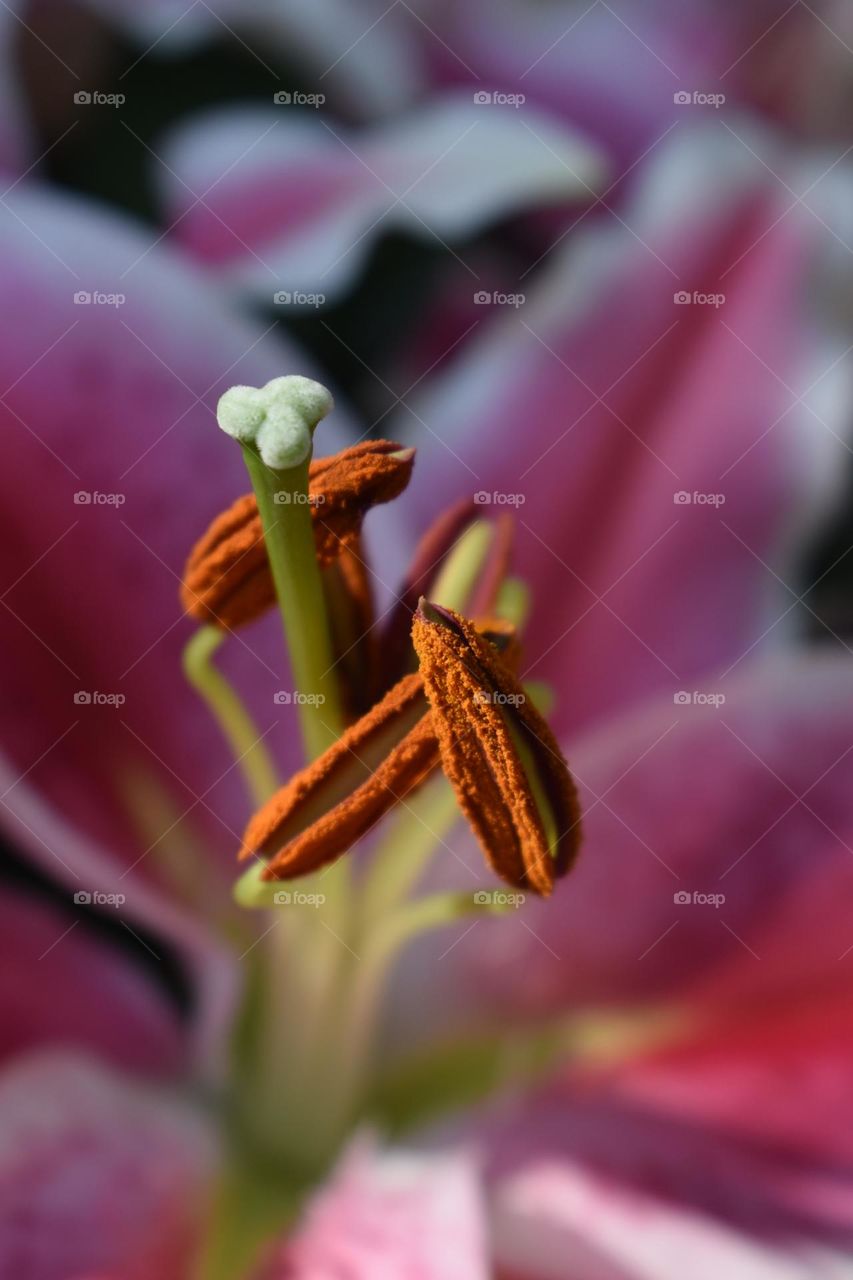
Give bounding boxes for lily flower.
[2,113,853,1280]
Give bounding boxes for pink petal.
[90,0,421,118]
[0,182,352,880]
[0,886,185,1076]
[161,94,603,301]
[595,863,853,1168]
[395,649,853,1052]
[490,1158,848,1280]
[0,1050,215,1280]
[390,123,852,739]
[422,2,733,169]
[260,1135,489,1280]
[0,765,237,1078]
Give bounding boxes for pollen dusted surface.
[240,673,440,880]
[182,441,414,628]
[412,605,581,895]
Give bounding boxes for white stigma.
[216,375,334,469]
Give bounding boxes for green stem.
[242,444,344,761]
[183,626,278,809]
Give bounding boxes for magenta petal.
[0,183,353,879]
[161,95,603,302]
[601,864,853,1168]
[0,1050,215,1280]
[260,1135,489,1280]
[489,1157,846,1280]
[0,887,185,1076]
[405,649,853,1040]
[0,765,237,1078]
[394,123,851,739]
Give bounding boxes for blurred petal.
[0,1050,215,1280]
[602,863,853,1167]
[0,182,352,877]
[422,0,732,168]
[85,0,422,117]
[260,1135,488,1280]
[490,1157,849,1280]
[390,122,853,738]
[0,766,237,1078]
[0,886,184,1076]
[460,650,853,1016]
[161,95,604,302]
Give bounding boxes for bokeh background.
[4,2,853,1277]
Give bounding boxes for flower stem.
[241,444,344,761]
[183,625,278,809]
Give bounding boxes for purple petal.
[0,1050,215,1280]
[456,650,853,1016]
[0,182,352,877]
[392,123,853,739]
[160,95,603,302]
[0,765,237,1077]
[260,1135,489,1279]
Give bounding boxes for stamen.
[412,601,581,895]
[239,673,440,880]
[182,441,415,630]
